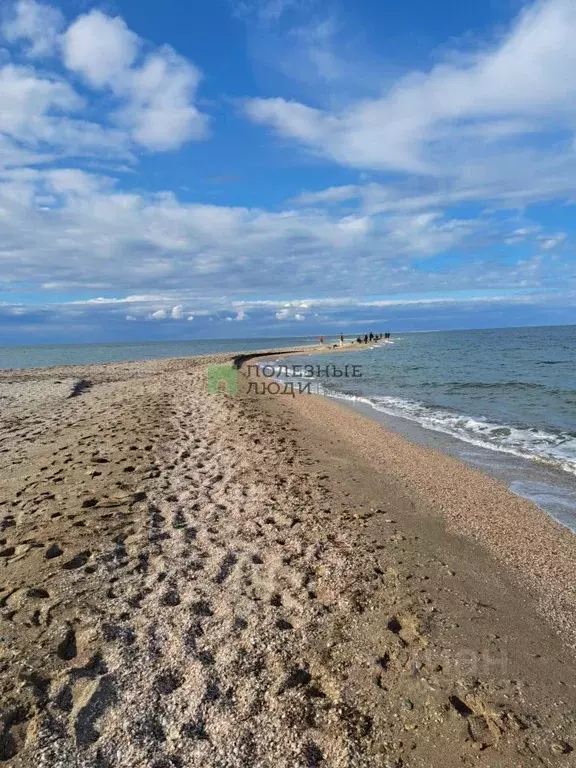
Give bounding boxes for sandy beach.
[1,350,575,767]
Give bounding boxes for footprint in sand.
[62,551,91,570]
[154,671,183,695]
[0,546,15,558]
[161,589,181,607]
[73,674,117,746]
[57,628,77,661]
[0,707,31,761]
[275,619,293,631]
[45,543,64,559]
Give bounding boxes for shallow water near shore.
[271,325,576,532]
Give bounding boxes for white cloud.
[0,0,574,338]
[4,287,575,344]
[45,169,111,197]
[0,164,569,301]
[275,306,307,320]
[292,185,359,205]
[1,0,64,57]
[539,233,567,250]
[0,63,131,163]
[235,0,304,23]
[244,0,576,200]
[61,9,208,151]
[0,63,80,135]
[0,2,208,157]
[118,49,208,150]
[62,11,140,88]
[238,0,386,102]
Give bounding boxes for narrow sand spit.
[0,352,575,767]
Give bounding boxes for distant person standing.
[339,333,344,347]
[369,332,374,342]
[364,334,368,344]
[319,336,324,344]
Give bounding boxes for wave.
[263,361,576,476]
[397,380,575,399]
[428,380,565,394]
[319,386,576,477]
[443,380,545,390]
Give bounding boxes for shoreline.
[1,350,575,766]
[243,351,576,647]
[249,346,576,534]
[264,374,576,641]
[342,393,576,533]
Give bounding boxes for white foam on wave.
[262,361,576,476]
[321,386,576,477]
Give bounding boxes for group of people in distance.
[320,332,392,347]
[355,332,391,344]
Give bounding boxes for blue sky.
[0,0,575,344]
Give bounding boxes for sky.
[0,0,575,344]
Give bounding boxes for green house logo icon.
[207,365,238,395]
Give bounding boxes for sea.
[0,337,314,370]
[1,326,575,531]
[268,325,576,532]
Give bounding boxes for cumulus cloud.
[3,286,575,345]
[1,0,575,344]
[0,62,132,164]
[0,63,81,135]
[275,306,306,321]
[118,48,208,150]
[0,1,209,157]
[61,9,208,151]
[62,11,140,88]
